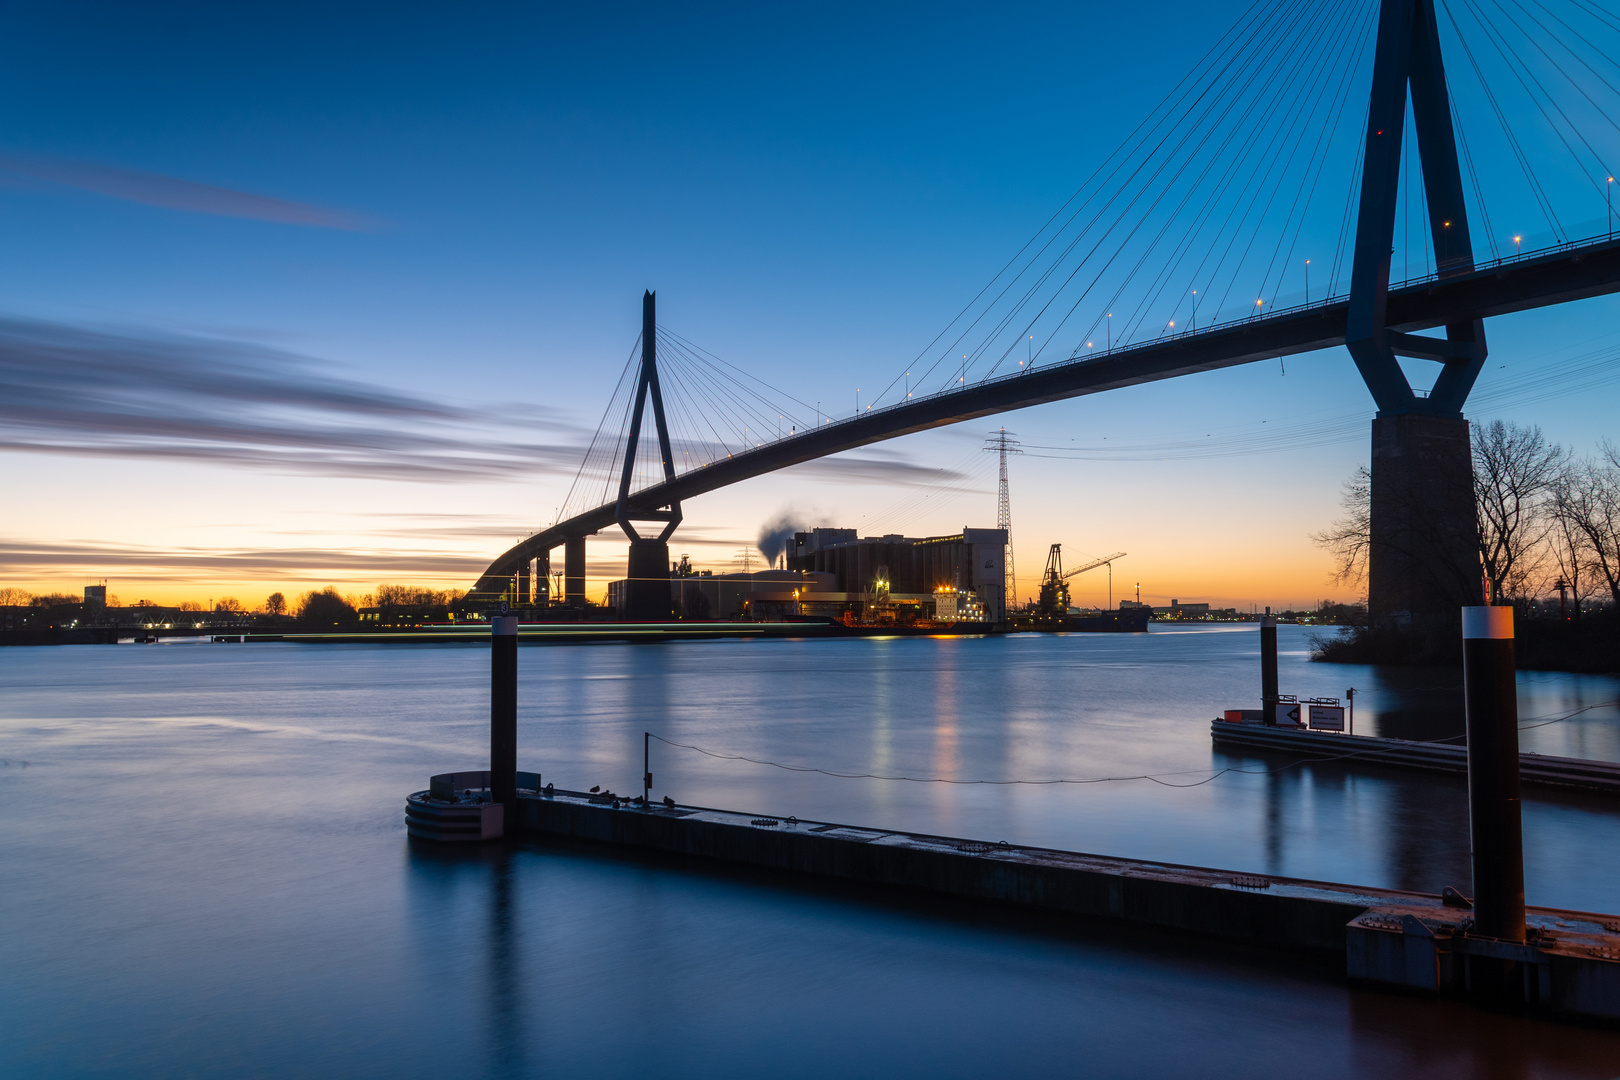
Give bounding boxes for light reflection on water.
[2,626,1619,1078]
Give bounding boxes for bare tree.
[0,587,30,606]
[1553,443,1620,609]
[1473,420,1565,604]
[1545,497,1594,619]
[1312,465,1371,585]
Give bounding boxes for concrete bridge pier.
[565,536,587,608]
[1368,414,1482,649]
[625,539,674,619]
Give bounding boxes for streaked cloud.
[789,447,970,486]
[0,153,372,229]
[0,314,590,481]
[0,536,486,584]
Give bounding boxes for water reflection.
[484,848,525,1076]
[5,632,1620,1077]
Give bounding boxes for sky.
[1,0,1617,610]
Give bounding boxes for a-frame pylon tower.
[1348,0,1486,640]
[616,290,683,619]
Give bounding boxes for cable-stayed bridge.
[471,0,1620,638]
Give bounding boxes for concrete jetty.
[426,784,1620,1024]
[1211,720,1620,795]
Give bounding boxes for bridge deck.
[474,236,1620,595]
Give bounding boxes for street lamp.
[1304,260,1310,305]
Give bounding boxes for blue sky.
[2,0,1617,608]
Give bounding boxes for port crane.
[1037,545,1126,615]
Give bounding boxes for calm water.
[4,625,1620,1078]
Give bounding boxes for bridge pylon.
[614,290,681,619]
[1349,0,1487,645]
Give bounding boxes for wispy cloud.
[0,537,486,584]
[789,447,970,486]
[0,153,372,229]
[0,315,590,481]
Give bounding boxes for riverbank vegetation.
[1311,421,1620,671]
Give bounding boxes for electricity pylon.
[984,429,1021,614]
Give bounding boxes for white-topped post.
[1462,605,1524,942]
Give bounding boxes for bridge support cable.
[554,336,641,527]
[878,0,1384,405]
[1456,0,1609,231]
[864,0,1307,409]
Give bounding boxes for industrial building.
[600,526,1006,624]
[605,568,837,621]
[785,526,1007,623]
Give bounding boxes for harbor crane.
[1037,545,1126,615]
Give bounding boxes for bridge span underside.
[472,239,1620,600]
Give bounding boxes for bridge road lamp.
[1609,177,1614,237]
[1304,260,1310,305]
[1514,234,1522,257]
[1106,312,1112,351]
[1191,290,1197,329]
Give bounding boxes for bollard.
[1462,606,1525,943]
[491,615,518,816]
[1260,614,1278,722]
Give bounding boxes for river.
[3,625,1619,1077]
